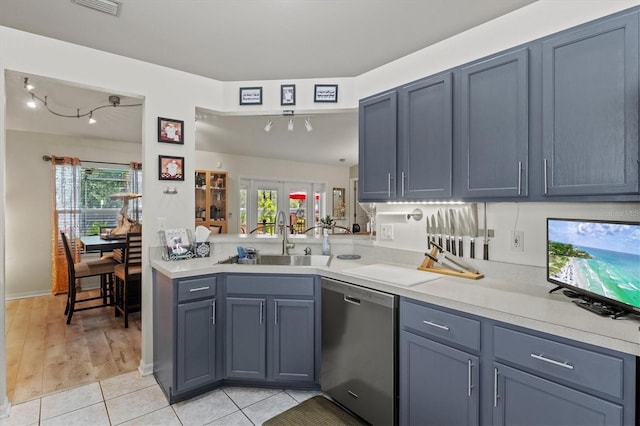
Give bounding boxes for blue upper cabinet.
[541,11,639,197]
[359,91,398,201]
[398,73,453,200]
[456,48,529,199]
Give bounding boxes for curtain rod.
[42,155,130,167]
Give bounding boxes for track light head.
[24,77,35,92]
[264,119,273,132]
[88,112,96,124]
[26,93,37,109]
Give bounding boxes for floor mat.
[263,396,367,426]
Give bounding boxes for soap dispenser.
[322,228,331,255]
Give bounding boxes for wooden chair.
[114,232,142,328]
[61,232,116,324]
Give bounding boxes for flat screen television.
[547,218,640,317]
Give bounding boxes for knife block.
[418,245,484,280]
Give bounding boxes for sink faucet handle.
[304,247,312,255]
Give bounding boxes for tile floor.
[0,371,323,425]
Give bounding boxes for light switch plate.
[380,224,394,240]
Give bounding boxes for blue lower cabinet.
[225,297,267,379]
[224,274,320,386]
[493,363,623,426]
[399,330,480,426]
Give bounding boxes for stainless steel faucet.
[276,210,295,255]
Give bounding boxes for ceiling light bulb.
[264,119,273,132]
[26,94,36,109]
[305,117,313,132]
[88,112,96,124]
[288,118,294,131]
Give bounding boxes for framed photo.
[158,155,184,181]
[314,84,338,103]
[157,117,184,144]
[239,87,263,105]
[281,84,296,106]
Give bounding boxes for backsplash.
[373,201,639,268]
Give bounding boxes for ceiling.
[1,0,537,167]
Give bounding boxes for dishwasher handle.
[344,295,361,305]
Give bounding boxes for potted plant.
[320,215,335,229]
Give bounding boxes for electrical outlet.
[511,230,524,252]
[380,224,394,240]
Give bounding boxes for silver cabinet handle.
[517,161,522,195]
[467,360,473,397]
[348,390,359,399]
[543,158,548,194]
[493,367,499,407]
[387,172,391,198]
[401,171,405,197]
[344,295,361,305]
[530,353,574,370]
[189,286,210,292]
[259,301,264,325]
[274,300,278,324]
[422,320,450,331]
[211,300,216,325]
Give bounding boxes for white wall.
[1,0,637,415]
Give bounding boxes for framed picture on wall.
[158,155,184,181]
[281,84,296,106]
[157,117,184,144]
[239,87,263,105]
[314,84,338,103]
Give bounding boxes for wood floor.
[5,289,141,404]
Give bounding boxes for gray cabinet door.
[399,331,479,426]
[493,363,623,426]
[176,298,216,392]
[457,48,529,198]
[542,12,639,196]
[398,73,453,199]
[225,297,266,379]
[272,299,315,381]
[359,90,398,201]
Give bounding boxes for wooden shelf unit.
[195,170,228,234]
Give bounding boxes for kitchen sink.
[258,254,332,266]
[219,254,332,266]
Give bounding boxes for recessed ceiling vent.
[71,0,122,16]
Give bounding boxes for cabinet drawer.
[226,275,315,297]
[400,299,480,351]
[177,276,216,302]
[493,326,624,398]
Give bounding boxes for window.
[56,165,142,236]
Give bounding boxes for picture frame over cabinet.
[195,170,228,234]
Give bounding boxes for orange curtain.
[51,156,81,295]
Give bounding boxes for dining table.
[79,235,127,253]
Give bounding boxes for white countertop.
[151,250,640,357]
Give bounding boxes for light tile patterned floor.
[0,371,323,425]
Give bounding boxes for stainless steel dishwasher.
[321,277,397,425]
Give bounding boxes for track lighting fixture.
[264,118,273,132]
[304,117,313,132]
[22,77,141,124]
[288,118,294,131]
